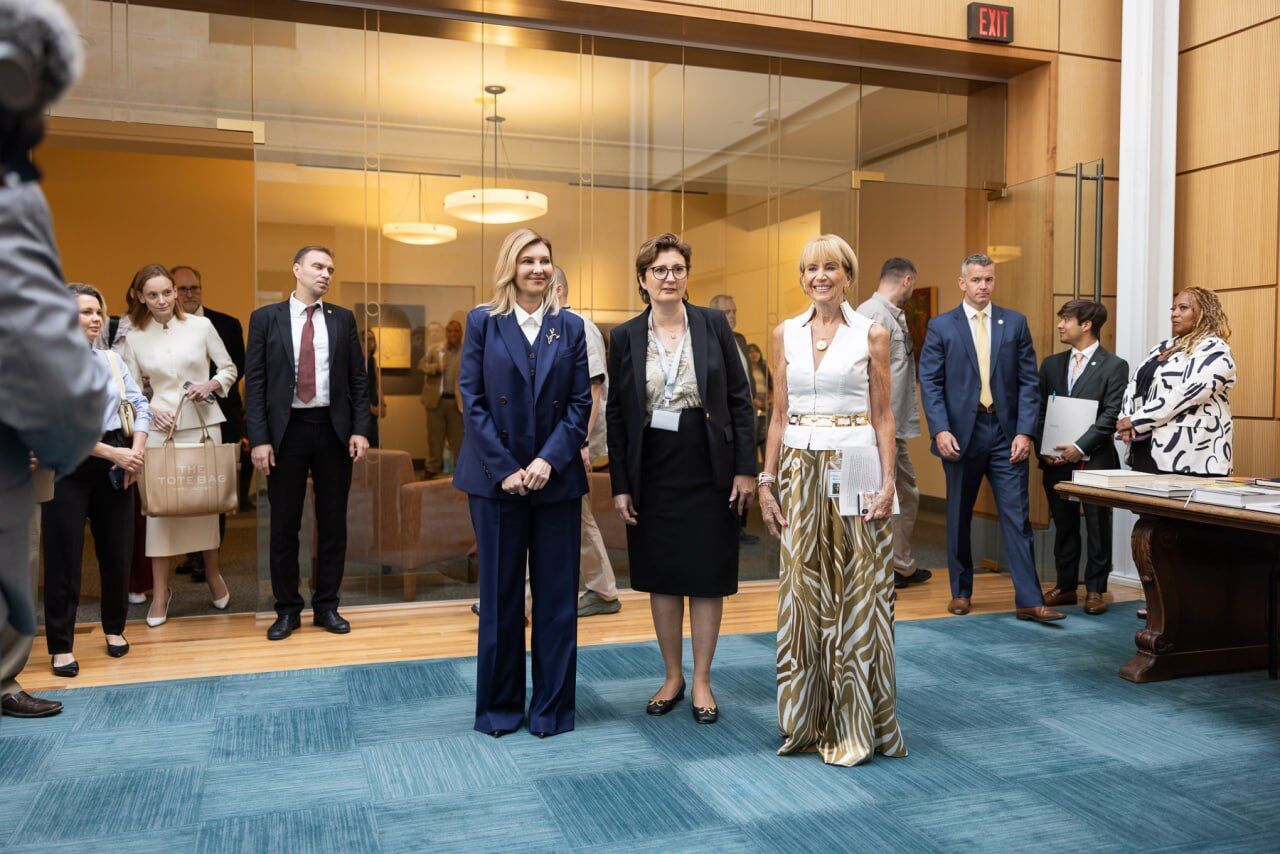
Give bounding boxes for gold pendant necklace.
[815,340,829,351]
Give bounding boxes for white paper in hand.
[1041,396,1098,460]
[837,445,899,517]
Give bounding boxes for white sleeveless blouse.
[783,301,876,451]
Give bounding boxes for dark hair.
[1057,299,1108,336]
[634,232,691,304]
[879,257,917,282]
[127,264,181,329]
[293,245,334,266]
[169,264,201,283]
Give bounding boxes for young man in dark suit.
[1035,300,1129,615]
[918,252,1062,623]
[245,246,371,640]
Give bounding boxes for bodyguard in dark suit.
[245,246,371,641]
[1035,300,1128,615]
[454,228,591,738]
[918,252,1062,622]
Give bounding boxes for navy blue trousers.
[469,495,580,736]
[942,411,1044,608]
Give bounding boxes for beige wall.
[1176,2,1280,474]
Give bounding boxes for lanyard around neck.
[648,307,688,405]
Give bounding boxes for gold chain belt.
[787,412,869,428]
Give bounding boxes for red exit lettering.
[968,3,1014,44]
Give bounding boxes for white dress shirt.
[514,303,545,346]
[290,294,331,408]
[961,299,997,351]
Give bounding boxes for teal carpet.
[3,602,1279,852]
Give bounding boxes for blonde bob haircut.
[798,233,859,284]
[486,228,561,317]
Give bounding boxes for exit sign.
[968,3,1013,43]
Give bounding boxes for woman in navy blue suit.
[453,228,592,738]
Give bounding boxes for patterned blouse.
[644,333,702,413]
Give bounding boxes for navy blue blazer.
[918,303,1040,459]
[452,305,591,505]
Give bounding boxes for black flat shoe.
[645,683,685,716]
[51,658,79,678]
[267,613,301,641]
[692,704,719,725]
[106,640,130,658]
[313,610,351,634]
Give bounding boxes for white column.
[1111,0,1179,583]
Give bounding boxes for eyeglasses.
[648,264,688,281]
[176,286,202,295]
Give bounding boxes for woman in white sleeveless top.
[758,234,906,766]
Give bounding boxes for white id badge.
[651,408,681,432]
[826,470,842,499]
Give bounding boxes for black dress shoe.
[894,568,934,589]
[267,614,301,641]
[51,658,79,678]
[313,610,351,634]
[645,683,685,716]
[1,691,63,718]
[106,639,130,658]
[692,705,719,725]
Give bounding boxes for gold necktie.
[975,310,993,407]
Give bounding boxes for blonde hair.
[486,228,560,317]
[1173,286,1231,356]
[799,234,858,283]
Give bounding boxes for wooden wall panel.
[1179,0,1280,50]
[1177,21,1280,173]
[655,0,812,19]
[1059,0,1121,59]
[1174,155,1279,291]
[1233,417,1280,477]
[1055,55,1120,172]
[1215,286,1277,419]
[1007,62,1055,185]
[813,0,1059,51]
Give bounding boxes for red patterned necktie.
[297,304,318,402]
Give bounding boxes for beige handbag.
[104,351,136,439]
[139,397,238,518]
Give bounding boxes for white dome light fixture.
[382,173,457,246]
[444,85,548,225]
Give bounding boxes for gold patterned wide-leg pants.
[776,446,907,767]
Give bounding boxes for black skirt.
[627,407,739,598]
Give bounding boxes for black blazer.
[203,307,246,442]
[1035,345,1129,476]
[244,299,371,450]
[605,303,756,502]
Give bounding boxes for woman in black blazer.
[605,232,756,724]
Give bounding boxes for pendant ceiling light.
[445,85,548,225]
[383,174,458,246]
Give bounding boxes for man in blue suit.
[918,253,1063,623]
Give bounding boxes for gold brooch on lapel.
[545,328,560,345]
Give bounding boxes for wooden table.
[1057,483,1280,682]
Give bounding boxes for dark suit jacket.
[1035,345,1129,475]
[606,303,756,502]
[203,307,245,443]
[918,303,1040,459]
[244,300,371,451]
[451,306,591,505]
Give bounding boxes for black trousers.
[1042,469,1112,593]
[41,439,134,654]
[267,408,352,618]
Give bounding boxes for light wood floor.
[18,575,1141,692]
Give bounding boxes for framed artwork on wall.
[903,286,937,369]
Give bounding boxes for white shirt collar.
[514,302,545,328]
[800,300,856,327]
[1071,340,1100,360]
[962,300,992,321]
[290,294,323,316]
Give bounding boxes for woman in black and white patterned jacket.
[1115,286,1235,477]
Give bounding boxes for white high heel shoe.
[146,590,173,628]
[210,578,231,611]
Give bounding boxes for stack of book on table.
[1069,469,1157,488]
[1123,475,1206,498]
[1187,480,1280,513]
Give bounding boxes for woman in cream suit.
[121,264,238,626]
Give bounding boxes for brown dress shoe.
[1,691,63,718]
[1042,587,1078,607]
[948,597,971,615]
[1083,592,1107,615]
[1016,605,1066,623]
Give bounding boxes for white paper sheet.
[1040,395,1099,460]
[837,445,900,517]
